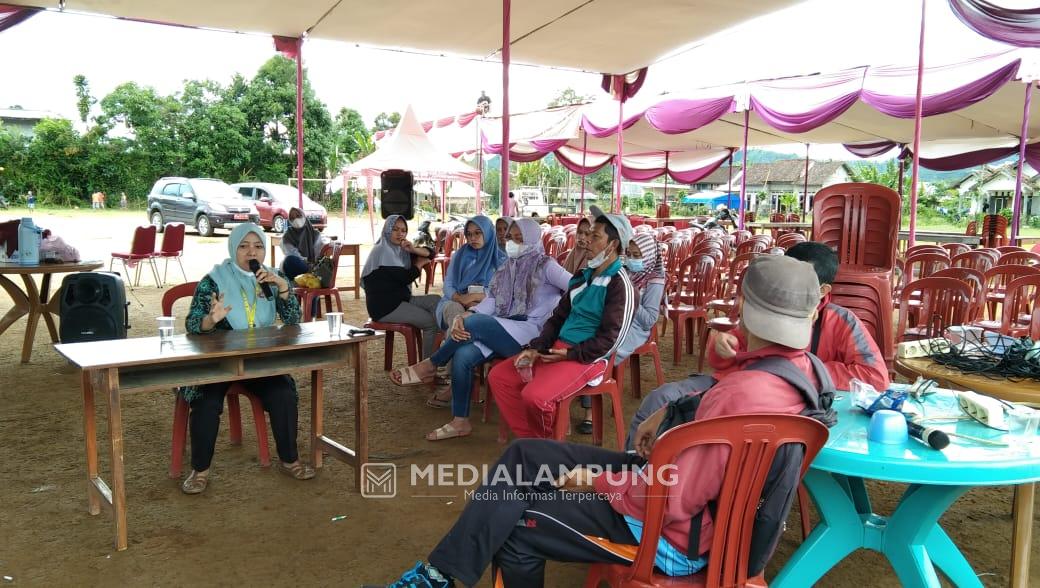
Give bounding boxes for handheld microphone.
[906,420,950,450]
[247,259,274,299]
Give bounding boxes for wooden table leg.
[0,274,29,337]
[311,369,324,469]
[82,371,101,516]
[354,340,369,492]
[102,368,128,551]
[37,273,59,342]
[353,245,361,300]
[18,273,45,363]
[1010,482,1035,588]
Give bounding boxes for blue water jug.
[18,217,42,265]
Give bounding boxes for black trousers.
[428,439,643,587]
[189,375,299,471]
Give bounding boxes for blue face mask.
[626,258,645,273]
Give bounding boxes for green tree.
[372,111,401,132]
[73,75,96,125]
[547,87,592,108]
[24,119,87,205]
[849,159,902,191]
[330,107,369,172]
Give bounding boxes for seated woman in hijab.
[435,215,505,332]
[561,216,592,274]
[180,223,311,495]
[391,218,573,440]
[495,216,513,253]
[280,207,329,282]
[362,215,439,359]
[489,207,635,439]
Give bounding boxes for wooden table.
[269,236,361,299]
[0,260,104,363]
[54,321,381,551]
[897,231,981,246]
[896,357,1039,587]
[746,221,812,235]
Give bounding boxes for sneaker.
[361,561,454,588]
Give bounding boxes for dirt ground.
[0,209,1035,587]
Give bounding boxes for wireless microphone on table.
[247,259,274,299]
[906,420,950,450]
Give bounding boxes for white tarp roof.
[344,105,478,181]
[18,0,800,74]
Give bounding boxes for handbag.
[312,256,334,288]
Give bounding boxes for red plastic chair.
[775,232,806,249]
[294,242,344,321]
[995,275,1040,337]
[932,267,986,321]
[998,250,1040,266]
[896,252,950,300]
[163,282,270,478]
[831,267,895,367]
[585,414,829,588]
[667,255,720,365]
[155,222,187,286]
[951,251,995,274]
[941,243,970,257]
[965,220,978,236]
[812,183,899,270]
[110,225,161,288]
[553,355,626,448]
[896,277,973,342]
[614,329,665,399]
[980,264,1040,322]
[904,245,947,259]
[364,321,421,371]
[981,214,1008,248]
[426,227,462,294]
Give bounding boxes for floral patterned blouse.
[180,271,301,402]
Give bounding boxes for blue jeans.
[281,254,310,281]
[429,313,522,418]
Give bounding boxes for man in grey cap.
[368,255,824,588]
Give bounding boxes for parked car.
[230,182,328,233]
[146,177,259,237]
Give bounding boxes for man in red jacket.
[625,241,888,450]
[365,255,823,588]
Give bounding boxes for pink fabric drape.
[643,96,737,134]
[0,4,39,33]
[949,0,1040,47]
[861,57,1018,118]
[750,92,860,134]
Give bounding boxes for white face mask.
[291,218,306,229]
[505,240,523,258]
[586,250,608,269]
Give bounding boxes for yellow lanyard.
[240,287,258,329]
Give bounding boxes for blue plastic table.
[773,394,1040,588]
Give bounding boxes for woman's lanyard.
[240,287,258,329]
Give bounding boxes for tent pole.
[366,175,375,242]
[475,113,483,214]
[898,154,905,197]
[341,171,347,238]
[739,110,749,230]
[663,151,670,207]
[1011,82,1033,244]
[615,83,624,213]
[580,131,588,214]
[441,180,447,222]
[501,0,511,217]
[802,144,810,213]
[295,37,305,209]
[908,0,927,248]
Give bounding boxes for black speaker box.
[380,169,414,220]
[59,272,129,343]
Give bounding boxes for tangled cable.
[927,332,1040,381]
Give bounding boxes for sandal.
[277,461,316,480]
[577,419,594,435]
[181,470,209,495]
[426,423,472,442]
[425,393,451,409]
[390,365,433,387]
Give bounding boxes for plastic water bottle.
[18,217,42,265]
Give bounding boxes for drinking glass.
[326,312,344,337]
[157,316,175,342]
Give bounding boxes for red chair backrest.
[161,281,200,316]
[1000,275,1040,335]
[904,245,946,259]
[674,254,719,307]
[776,232,806,249]
[896,277,973,342]
[981,215,1008,248]
[724,253,759,298]
[786,213,801,222]
[953,251,996,274]
[941,243,970,257]
[900,252,950,292]
[982,264,1040,297]
[812,182,899,270]
[621,414,828,586]
[734,239,767,258]
[130,225,158,255]
[319,242,344,285]
[769,212,785,223]
[160,223,185,255]
[998,250,1040,266]
[732,230,752,247]
[965,221,978,236]
[932,267,985,320]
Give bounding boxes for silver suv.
[146,177,258,237]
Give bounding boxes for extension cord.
[897,338,951,359]
[956,391,1006,429]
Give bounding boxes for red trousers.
[489,343,608,439]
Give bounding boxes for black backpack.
[658,353,836,576]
